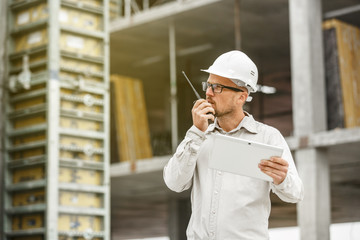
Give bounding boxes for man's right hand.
[191,99,215,132]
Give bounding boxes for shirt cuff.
[273,173,292,190]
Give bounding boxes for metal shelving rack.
[2,0,110,239]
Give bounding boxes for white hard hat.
[201,50,258,94]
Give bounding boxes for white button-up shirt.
[163,114,304,240]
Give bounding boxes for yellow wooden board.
[13,133,46,146]
[58,214,102,232]
[109,0,119,20]
[10,83,46,97]
[60,150,103,162]
[323,19,360,128]
[12,148,45,160]
[13,115,46,129]
[59,71,104,84]
[60,117,102,131]
[60,6,103,31]
[14,3,48,28]
[14,28,48,53]
[59,167,102,185]
[110,75,153,162]
[14,1,103,30]
[59,135,103,162]
[63,0,103,9]
[11,52,47,69]
[14,96,45,110]
[60,100,103,113]
[60,57,103,75]
[12,189,45,207]
[60,136,103,148]
[12,236,43,240]
[12,213,44,230]
[60,89,102,99]
[13,166,45,184]
[59,33,103,58]
[59,191,102,208]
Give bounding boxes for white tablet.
[208,134,284,181]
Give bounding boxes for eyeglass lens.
[202,82,221,93]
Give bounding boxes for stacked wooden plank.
[323,19,360,129]
[110,74,153,163]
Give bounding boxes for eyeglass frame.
[202,82,244,93]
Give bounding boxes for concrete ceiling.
[110,0,360,140]
[109,0,360,239]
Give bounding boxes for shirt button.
[210,232,214,236]
[212,211,216,214]
[214,191,218,194]
[218,171,222,175]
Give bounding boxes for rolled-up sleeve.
[163,126,205,192]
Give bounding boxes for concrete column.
[289,0,331,240]
[169,20,178,153]
[168,198,191,240]
[296,149,331,240]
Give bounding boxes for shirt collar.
[206,111,259,134]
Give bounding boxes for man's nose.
[206,87,214,97]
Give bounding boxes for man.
[163,50,304,239]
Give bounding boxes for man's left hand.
[258,157,289,185]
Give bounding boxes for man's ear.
[239,91,248,104]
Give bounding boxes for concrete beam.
[289,0,331,239]
[324,4,360,19]
[110,0,221,32]
[110,155,170,176]
[285,127,360,151]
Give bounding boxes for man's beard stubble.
[207,97,234,118]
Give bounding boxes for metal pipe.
[324,4,360,19]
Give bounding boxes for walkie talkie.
[182,71,214,123]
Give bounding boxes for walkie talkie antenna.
[182,71,201,100]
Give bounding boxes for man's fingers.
[270,157,289,167]
[205,112,215,122]
[259,165,287,177]
[261,169,286,184]
[191,99,214,132]
[258,158,289,185]
[260,159,288,172]
[193,99,207,108]
[199,106,215,116]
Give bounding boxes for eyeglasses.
[202,82,244,93]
